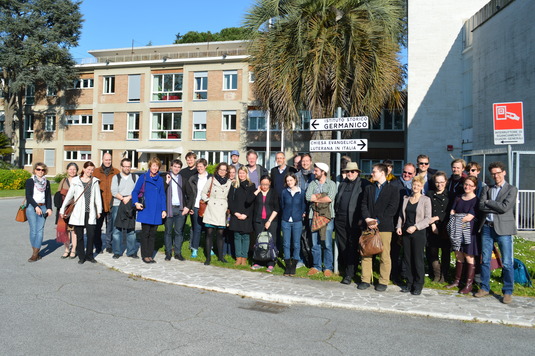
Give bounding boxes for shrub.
[0,161,15,170]
[53,172,67,183]
[0,169,31,190]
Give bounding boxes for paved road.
[1,198,534,355]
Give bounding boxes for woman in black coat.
[228,167,256,266]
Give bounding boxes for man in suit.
[416,154,437,195]
[476,161,518,304]
[334,162,370,285]
[359,163,400,291]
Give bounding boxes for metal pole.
[266,109,271,169]
[507,144,512,184]
[333,107,342,274]
[281,126,285,154]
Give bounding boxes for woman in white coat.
[60,161,102,264]
[201,162,232,265]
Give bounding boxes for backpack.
[513,258,533,287]
[116,172,137,185]
[253,231,278,262]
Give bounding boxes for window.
[24,114,34,139]
[298,111,311,130]
[46,86,57,96]
[74,78,94,89]
[45,115,55,132]
[67,114,92,125]
[370,109,404,131]
[152,73,183,101]
[65,150,92,161]
[24,149,33,166]
[127,112,140,139]
[194,151,233,165]
[223,70,237,90]
[222,111,237,131]
[248,72,255,83]
[0,111,4,132]
[247,110,266,131]
[44,149,55,167]
[151,112,182,139]
[194,72,208,100]
[128,75,141,102]
[124,150,138,169]
[192,111,207,140]
[102,113,114,131]
[103,76,115,94]
[25,85,35,105]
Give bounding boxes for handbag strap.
[206,177,214,198]
[73,178,93,205]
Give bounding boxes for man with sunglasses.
[334,162,370,285]
[466,161,486,198]
[416,154,437,194]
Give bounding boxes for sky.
[70,0,255,60]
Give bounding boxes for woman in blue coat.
[133,157,167,263]
[280,173,306,276]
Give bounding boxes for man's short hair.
[403,162,416,172]
[488,161,506,172]
[120,158,131,166]
[301,153,312,161]
[185,151,197,159]
[247,149,258,158]
[372,163,388,175]
[196,158,208,167]
[171,159,183,167]
[416,154,429,162]
[451,158,466,168]
[466,161,482,172]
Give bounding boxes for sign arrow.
[501,140,520,144]
[310,119,319,130]
[358,140,366,150]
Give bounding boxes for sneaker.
[266,266,274,273]
[296,262,305,269]
[375,284,387,292]
[323,270,333,277]
[357,282,371,290]
[251,264,262,270]
[307,268,320,276]
[112,254,120,259]
[210,250,215,256]
[474,289,489,298]
[191,249,198,258]
[502,294,513,304]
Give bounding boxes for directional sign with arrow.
[310,139,368,152]
[309,116,368,131]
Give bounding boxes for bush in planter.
[0,169,31,190]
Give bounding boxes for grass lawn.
[0,183,59,198]
[153,222,535,297]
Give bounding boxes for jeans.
[281,220,302,260]
[111,206,138,256]
[310,219,334,271]
[164,207,187,256]
[190,208,204,250]
[480,225,514,295]
[27,205,47,249]
[234,232,250,258]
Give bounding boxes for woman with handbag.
[250,175,280,272]
[228,166,256,266]
[201,162,232,265]
[55,162,79,259]
[25,162,53,262]
[60,161,102,264]
[396,175,432,295]
[132,157,167,264]
[185,158,211,259]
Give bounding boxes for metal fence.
[517,190,535,230]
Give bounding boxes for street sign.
[310,139,368,152]
[493,101,524,145]
[310,116,368,131]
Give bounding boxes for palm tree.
[244,0,405,130]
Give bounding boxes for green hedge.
[0,169,31,190]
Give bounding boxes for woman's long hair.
[233,166,252,188]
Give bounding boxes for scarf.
[215,173,228,185]
[102,164,112,176]
[300,168,313,177]
[33,175,47,192]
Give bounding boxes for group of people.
[23,150,517,304]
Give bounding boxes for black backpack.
[253,231,278,262]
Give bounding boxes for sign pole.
[508,144,512,184]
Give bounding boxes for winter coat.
[228,181,256,233]
[132,172,166,225]
[93,165,120,212]
[201,176,231,227]
[115,200,136,230]
[60,176,102,226]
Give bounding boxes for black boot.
[283,259,291,276]
[446,262,463,289]
[290,259,297,276]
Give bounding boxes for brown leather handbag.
[15,199,27,222]
[198,178,213,218]
[359,228,383,257]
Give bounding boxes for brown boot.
[431,261,441,282]
[446,262,463,289]
[241,257,248,266]
[235,257,242,266]
[28,247,41,262]
[459,263,475,294]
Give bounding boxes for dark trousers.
[74,212,96,261]
[426,229,451,279]
[140,224,158,259]
[164,207,186,256]
[95,211,112,250]
[334,216,360,278]
[402,230,427,290]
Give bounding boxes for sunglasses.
[35,168,45,172]
[469,169,478,172]
[346,170,359,173]
[418,162,429,166]
[402,171,414,175]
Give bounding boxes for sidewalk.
[98,252,535,327]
